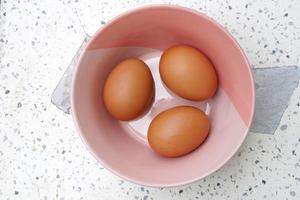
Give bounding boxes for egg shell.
[159,45,218,101]
[147,106,210,157]
[103,58,154,121]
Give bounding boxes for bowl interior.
[72,6,255,187]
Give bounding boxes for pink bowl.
[71,5,255,187]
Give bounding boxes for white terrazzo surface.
[1,0,300,199]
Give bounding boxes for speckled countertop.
[1,0,300,199]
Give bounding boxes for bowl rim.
[71,4,256,188]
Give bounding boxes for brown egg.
[103,58,154,121]
[147,106,210,157]
[159,45,218,101]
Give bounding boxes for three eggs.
[103,45,218,157]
